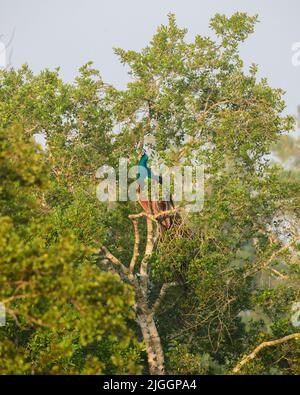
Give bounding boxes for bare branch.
[152,282,178,314]
[270,267,288,280]
[140,218,154,292]
[129,208,179,222]
[99,246,129,275]
[98,258,128,282]
[233,333,300,373]
[129,218,140,273]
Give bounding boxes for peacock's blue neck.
[137,152,162,186]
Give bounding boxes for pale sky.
[1,0,300,125]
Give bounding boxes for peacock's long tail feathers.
[137,185,181,239]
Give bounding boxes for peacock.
[136,150,179,236]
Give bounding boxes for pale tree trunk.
[100,209,178,375]
[137,313,165,375]
[135,285,165,375]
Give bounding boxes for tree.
[107,12,299,374]
[0,12,299,375]
[0,125,141,374]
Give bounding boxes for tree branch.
[233,332,300,373]
[129,218,140,273]
[245,235,300,278]
[261,236,300,270]
[129,208,179,222]
[140,218,154,292]
[99,246,129,275]
[152,282,178,314]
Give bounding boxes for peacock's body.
[136,151,178,235]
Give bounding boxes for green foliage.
[110,12,299,374]
[0,12,299,375]
[0,126,141,374]
[167,342,223,374]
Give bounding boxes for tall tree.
[1,12,299,375]
[106,12,299,374]
[0,114,141,373]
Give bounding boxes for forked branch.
[99,208,179,375]
[128,208,179,222]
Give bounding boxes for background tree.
[0,122,141,373]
